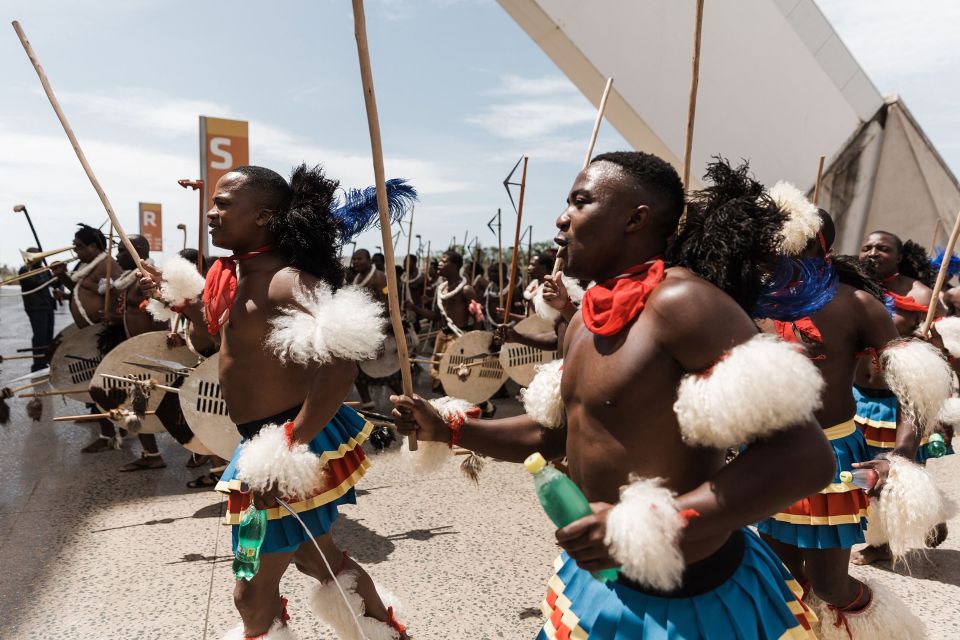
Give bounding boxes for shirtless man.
[394,152,834,639]
[141,165,407,639]
[52,223,114,328]
[400,254,426,323]
[754,210,922,635]
[351,249,404,408]
[853,230,950,564]
[498,253,566,352]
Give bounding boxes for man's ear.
[624,204,652,235]
[255,208,274,228]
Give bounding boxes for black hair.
[535,252,556,272]
[405,254,418,267]
[443,250,463,270]
[901,239,936,287]
[818,209,836,252]
[831,254,887,303]
[354,248,371,259]
[75,223,106,251]
[472,263,486,278]
[591,151,685,233]
[178,248,199,264]
[667,157,782,311]
[235,164,344,286]
[96,323,126,355]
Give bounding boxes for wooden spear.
[920,209,960,337]
[12,21,144,270]
[351,0,417,449]
[103,224,113,321]
[403,206,415,303]
[681,0,705,192]
[813,155,826,207]
[502,157,529,322]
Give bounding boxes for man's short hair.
[443,250,463,269]
[536,252,556,273]
[591,151,685,232]
[75,223,106,250]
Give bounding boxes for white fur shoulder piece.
[266,283,387,366]
[235,423,325,500]
[674,334,824,448]
[521,359,564,428]
[159,254,205,305]
[145,298,178,323]
[865,454,955,564]
[934,316,960,359]
[604,476,685,591]
[402,396,476,474]
[770,181,821,256]
[881,339,952,437]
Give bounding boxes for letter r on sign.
[142,211,158,227]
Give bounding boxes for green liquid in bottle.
[926,433,948,459]
[233,503,268,581]
[525,453,619,583]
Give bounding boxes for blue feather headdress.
[753,257,839,320]
[930,246,960,278]
[332,178,417,243]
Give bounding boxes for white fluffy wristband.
[267,283,387,366]
[881,339,952,437]
[145,298,178,323]
[521,359,564,428]
[604,476,685,591]
[674,334,824,448]
[235,423,325,500]
[158,254,205,305]
[401,396,476,474]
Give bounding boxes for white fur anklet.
[222,619,299,640]
[235,423,325,500]
[864,455,954,562]
[401,396,476,474]
[881,339,952,437]
[267,283,386,366]
[604,475,685,591]
[674,334,824,448]
[521,359,564,428]
[816,581,925,640]
[310,571,405,640]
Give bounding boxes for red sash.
[202,244,274,335]
[886,291,928,313]
[581,260,666,336]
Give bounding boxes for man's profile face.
[859,232,899,278]
[207,173,263,251]
[352,251,371,274]
[72,236,99,263]
[438,254,457,279]
[116,247,135,271]
[528,256,548,281]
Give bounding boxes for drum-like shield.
[48,324,104,398]
[438,330,506,404]
[499,315,559,387]
[178,353,240,459]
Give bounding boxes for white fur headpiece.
[521,359,564,428]
[864,454,955,563]
[770,181,821,256]
[266,283,387,366]
[881,339,952,437]
[158,254,205,305]
[235,423,326,500]
[674,334,824,448]
[934,316,960,358]
[604,476,685,591]
[816,580,925,640]
[145,298,178,323]
[401,396,476,474]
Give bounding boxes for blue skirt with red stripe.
[853,385,955,463]
[216,404,372,555]
[537,529,815,640]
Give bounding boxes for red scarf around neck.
[581,260,666,336]
[886,291,928,313]
[203,244,274,335]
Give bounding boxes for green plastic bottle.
[233,503,268,581]
[524,452,619,583]
[926,433,948,459]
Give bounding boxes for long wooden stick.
[813,155,826,206]
[0,354,39,362]
[103,224,113,321]
[502,157,529,322]
[351,0,417,450]
[98,373,179,394]
[497,209,504,312]
[12,21,143,270]
[921,209,960,336]
[403,206,415,303]
[681,0,705,191]
[54,410,156,423]
[930,219,943,250]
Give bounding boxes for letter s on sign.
[209,137,233,169]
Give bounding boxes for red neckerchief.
[203,244,274,335]
[887,292,928,313]
[581,260,666,336]
[773,317,826,360]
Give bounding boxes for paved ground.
[1,294,960,639]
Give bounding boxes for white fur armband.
[934,316,960,358]
[533,276,586,322]
[145,298,178,323]
[521,359,564,428]
[235,423,325,499]
[158,254,205,306]
[881,339,952,437]
[401,396,476,474]
[938,398,960,427]
[770,181,821,256]
[864,455,955,562]
[266,283,387,366]
[673,334,824,448]
[604,476,685,591]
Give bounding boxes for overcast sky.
[1,0,956,272]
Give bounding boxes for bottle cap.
[839,471,853,484]
[929,433,945,443]
[524,452,546,474]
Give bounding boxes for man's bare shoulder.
[908,277,934,304]
[267,267,320,307]
[648,267,743,324]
